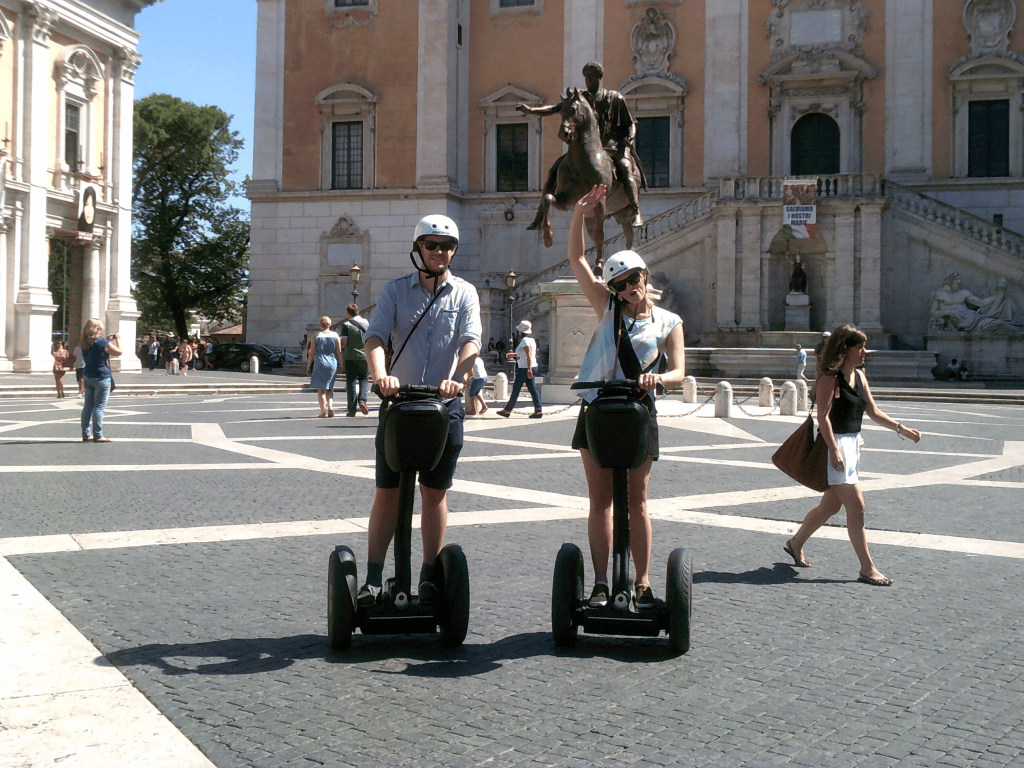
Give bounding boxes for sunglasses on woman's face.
[420,239,457,252]
[608,272,643,293]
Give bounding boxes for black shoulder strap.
[389,282,450,372]
[614,299,642,380]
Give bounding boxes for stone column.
[250,0,285,194]
[107,48,142,371]
[0,215,10,371]
[830,208,855,328]
[704,0,748,180]
[715,208,738,331]
[885,0,932,180]
[536,278,597,404]
[857,204,884,336]
[564,0,604,88]
[416,0,459,189]
[739,206,761,329]
[13,3,58,371]
[81,236,101,324]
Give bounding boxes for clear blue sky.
[134,0,257,210]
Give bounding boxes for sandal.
[783,540,810,568]
[497,410,511,418]
[858,573,893,587]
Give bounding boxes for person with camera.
[79,319,123,442]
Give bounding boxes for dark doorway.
[791,113,840,176]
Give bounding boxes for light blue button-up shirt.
[365,271,482,386]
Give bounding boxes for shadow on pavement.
[103,628,679,680]
[694,562,852,585]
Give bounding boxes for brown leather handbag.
[772,414,829,492]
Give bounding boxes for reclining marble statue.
[929,272,1024,335]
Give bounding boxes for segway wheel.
[437,544,470,648]
[552,543,584,647]
[328,545,358,651]
[665,547,693,654]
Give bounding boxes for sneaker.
[635,583,656,609]
[356,582,380,608]
[417,581,439,610]
[588,583,609,608]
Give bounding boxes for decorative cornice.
[114,47,142,85]
[22,1,58,45]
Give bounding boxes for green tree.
[131,93,249,338]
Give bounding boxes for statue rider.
[517,62,646,229]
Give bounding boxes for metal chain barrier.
[733,392,780,417]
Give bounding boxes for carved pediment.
[759,48,876,86]
[315,83,377,106]
[950,50,1024,78]
[631,7,675,75]
[479,85,544,110]
[326,217,366,239]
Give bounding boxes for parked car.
[205,342,284,372]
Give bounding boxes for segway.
[328,385,470,650]
[552,379,692,653]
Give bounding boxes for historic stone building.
[0,0,153,373]
[248,0,1024,379]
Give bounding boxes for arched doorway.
[791,113,840,175]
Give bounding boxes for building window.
[499,0,534,6]
[636,117,670,188]
[490,0,542,18]
[790,113,840,176]
[64,103,81,171]
[332,122,363,190]
[496,123,528,192]
[968,100,1010,178]
[316,83,376,191]
[334,0,369,5]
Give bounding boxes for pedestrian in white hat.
[498,319,543,418]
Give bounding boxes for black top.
[827,369,868,434]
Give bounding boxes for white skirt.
[827,432,864,486]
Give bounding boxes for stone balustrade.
[886,181,1024,261]
[718,173,884,201]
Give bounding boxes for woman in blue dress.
[79,318,123,442]
[307,315,341,417]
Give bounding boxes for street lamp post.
[505,268,517,378]
[350,263,362,304]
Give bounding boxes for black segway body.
[551,380,692,651]
[328,386,470,649]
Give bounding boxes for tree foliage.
[131,93,249,338]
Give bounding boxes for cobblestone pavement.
[1,389,1023,768]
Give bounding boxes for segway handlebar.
[571,379,638,390]
[371,382,444,399]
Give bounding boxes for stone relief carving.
[929,272,1024,335]
[963,0,1016,56]
[766,0,869,63]
[114,47,142,85]
[326,216,365,238]
[24,1,58,44]
[631,8,675,75]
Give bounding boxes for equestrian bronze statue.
[517,62,646,269]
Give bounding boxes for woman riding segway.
[553,184,691,650]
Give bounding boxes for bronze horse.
[527,88,641,268]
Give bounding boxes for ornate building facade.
[248,0,1024,375]
[0,0,153,373]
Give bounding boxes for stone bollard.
[682,375,697,404]
[715,381,733,418]
[759,377,774,407]
[493,372,509,402]
[249,354,260,374]
[780,381,798,415]
[795,379,809,412]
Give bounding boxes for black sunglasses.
[420,240,457,252]
[608,272,643,293]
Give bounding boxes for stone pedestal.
[784,291,810,331]
[535,278,597,403]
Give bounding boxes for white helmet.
[413,214,459,245]
[602,250,647,282]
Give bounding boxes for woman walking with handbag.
[783,324,921,586]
